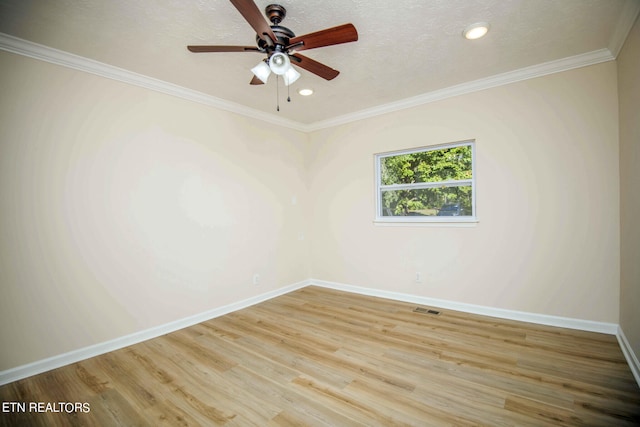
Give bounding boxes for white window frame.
[374,140,477,224]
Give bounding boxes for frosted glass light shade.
[269,52,290,75]
[283,67,300,86]
[251,61,271,84]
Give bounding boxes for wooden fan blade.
[290,54,339,80]
[187,45,261,53]
[250,75,264,85]
[230,0,277,44]
[287,23,358,51]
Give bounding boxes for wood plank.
[1,286,639,426]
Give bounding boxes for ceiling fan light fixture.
[463,22,490,40]
[251,61,271,83]
[283,67,301,86]
[269,52,290,75]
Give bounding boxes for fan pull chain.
[274,76,292,111]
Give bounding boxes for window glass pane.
[380,145,472,185]
[380,185,473,217]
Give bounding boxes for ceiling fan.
[187,0,358,87]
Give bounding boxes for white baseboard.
[310,279,619,335]
[3,278,635,388]
[0,280,310,386]
[313,279,640,387]
[617,326,640,386]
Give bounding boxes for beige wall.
[0,52,310,370]
[618,16,640,359]
[308,61,620,323]
[0,48,626,373]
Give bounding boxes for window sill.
[373,218,478,227]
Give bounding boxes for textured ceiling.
[0,0,637,125]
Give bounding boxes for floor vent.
[413,307,441,315]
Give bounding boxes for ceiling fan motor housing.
[257,5,295,55]
[257,25,295,52]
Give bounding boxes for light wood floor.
[1,286,639,426]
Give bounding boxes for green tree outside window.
[378,143,474,218]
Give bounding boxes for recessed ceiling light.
[298,88,314,96]
[463,22,490,40]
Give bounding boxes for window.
[375,141,476,223]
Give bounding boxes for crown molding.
[0,32,308,133]
[608,0,640,57]
[1,32,615,134]
[304,48,615,131]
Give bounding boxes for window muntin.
[375,141,476,222]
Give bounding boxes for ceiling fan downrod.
[265,4,286,25]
